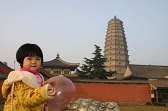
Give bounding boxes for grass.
[1,103,168,111]
[119,105,168,111]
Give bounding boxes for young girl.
[2,43,56,111]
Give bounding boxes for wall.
[0,81,151,104]
[74,83,151,103]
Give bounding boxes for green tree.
[76,45,115,79]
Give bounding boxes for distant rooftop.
[127,64,168,79]
[43,54,79,70]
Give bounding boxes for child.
[2,43,56,111]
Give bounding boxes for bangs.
[26,44,43,58]
[27,51,41,57]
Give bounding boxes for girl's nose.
[32,59,36,63]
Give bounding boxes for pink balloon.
[47,75,76,110]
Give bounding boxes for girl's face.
[22,56,42,71]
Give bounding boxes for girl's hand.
[47,84,56,96]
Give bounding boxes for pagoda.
[42,54,79,76]
[104,16,129,78]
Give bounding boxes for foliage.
[75,45,115,79]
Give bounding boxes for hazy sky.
[0,0,168,70]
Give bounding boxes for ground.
[119,105,168,111]
[1,103,168,111]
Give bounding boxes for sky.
[0,0,168,70]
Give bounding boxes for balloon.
[47,75,76,110]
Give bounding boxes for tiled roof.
[0,61,13,79]
[129,64,168,79]
[0,61,13,70]
[43,55,79,70]
[149,79,168,89]
[73,79,149,84]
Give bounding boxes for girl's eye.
[36,58,41,60]
[27,57,32,60]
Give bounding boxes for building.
[43,54,79,76]
[124,64,168,103]
[0,61,13,80]
[124,64,168,79]
[0,61,13,102]
[104,16,129,78]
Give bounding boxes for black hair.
[16,43,43,67]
